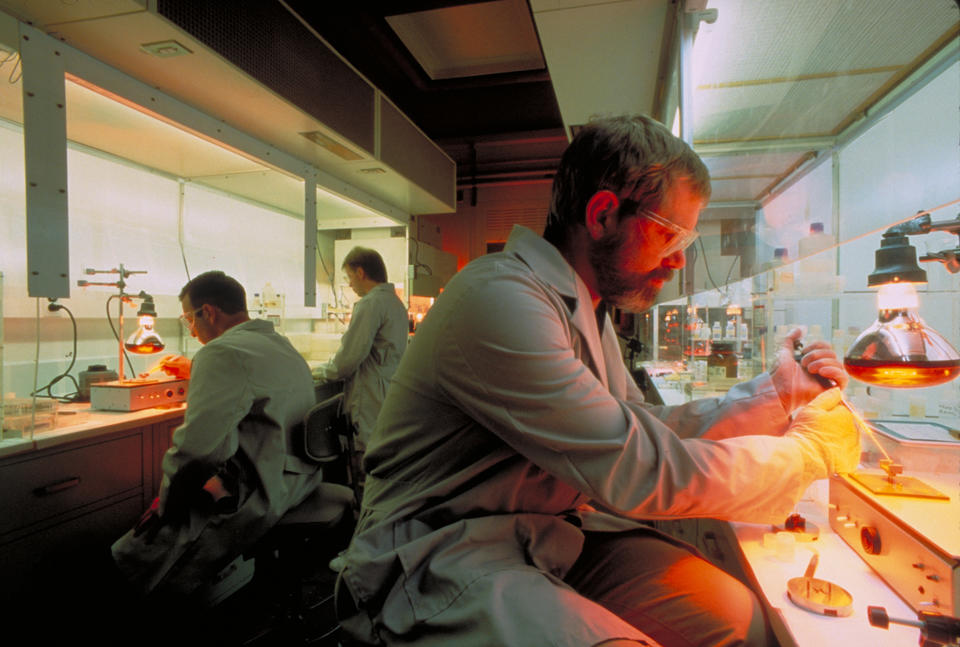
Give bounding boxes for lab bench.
[0,404,185,603]
[653,479,931,647]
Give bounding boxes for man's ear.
[585,190,620,240]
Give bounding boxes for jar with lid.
[707,342,738,379]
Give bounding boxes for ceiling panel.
[688,0,958,205]
[197,172,397,229]
[693,0,957,84]
[0,0,145,24]
[692,0,959,145]
[387,0,543,80]
[708,176,781,203]
[532,0,670,129]
[702,151,807,178]
[695,71,895,141]
[65,80,265,178]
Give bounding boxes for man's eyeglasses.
[638,209,699,257]
[178,307,203,330]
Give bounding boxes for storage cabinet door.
[147,417,181,501]
[0,434,142,536]
[0,495,143,603]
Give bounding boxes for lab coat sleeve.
[435,275,812,524]
[316,297,379,382]
[158,343,252,517]
[599,316,789,441]
[632,374,790,441]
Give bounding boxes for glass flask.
[844,283,960,388]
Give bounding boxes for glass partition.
[628,1,960,426]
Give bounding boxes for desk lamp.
[77,264,165,381]
[844,211,960,389]
[124,293,164,354]
[840,211,959,499]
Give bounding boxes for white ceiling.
[0,0,956,217]
[691,0,958,143]
[532,0,959,206]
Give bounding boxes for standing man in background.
[314,246,409,456]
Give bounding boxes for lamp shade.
[867,231,927,287]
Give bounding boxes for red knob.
[861,526,881,555]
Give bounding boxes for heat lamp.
[844,211,960,389]
[77,264,165,382]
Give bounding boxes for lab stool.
[251,483,356,643]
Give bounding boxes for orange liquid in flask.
[844,358,960,388]
[125,341,165,354]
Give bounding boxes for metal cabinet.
[0,415,183,602]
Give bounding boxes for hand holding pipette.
[139,354,192,380]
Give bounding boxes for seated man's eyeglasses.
[179,307,203,330]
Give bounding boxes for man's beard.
[588,231,672,313]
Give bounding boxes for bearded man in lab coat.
[111,270,324,597]
[335,115,859,647]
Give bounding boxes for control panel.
[829,473,958,616]
[91,380,188,412]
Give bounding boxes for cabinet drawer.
[0,434,142,536]
[0,494,143,604]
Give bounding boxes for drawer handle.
[34,477,81,496]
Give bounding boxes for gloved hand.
[147,354,192,379]
[785,388,861,481]
[770,328,849,413]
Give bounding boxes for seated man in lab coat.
[314,246,409,454]
[335,115,860,647]
[111,270,325,598]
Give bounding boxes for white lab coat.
[339,226,815,645]
[316,282,408,446]
[112,318,323,595]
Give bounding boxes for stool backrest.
[303,393,350,463]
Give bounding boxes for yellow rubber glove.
[159,354,192,379]
[785,387,861,481]
[770,328,849,414]
[141,354,192,380]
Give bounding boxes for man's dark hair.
[342,247,388,283]
[179,271,247,314]
[543,115,711,247]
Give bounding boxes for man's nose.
[663,248,686,269]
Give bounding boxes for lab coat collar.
[217,317,274,340]
[505,225,608,384]
[505,225,582,312]
[365,282,396,299]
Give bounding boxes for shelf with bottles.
[249,282,285,332]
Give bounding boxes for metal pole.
[118,295,124,382]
